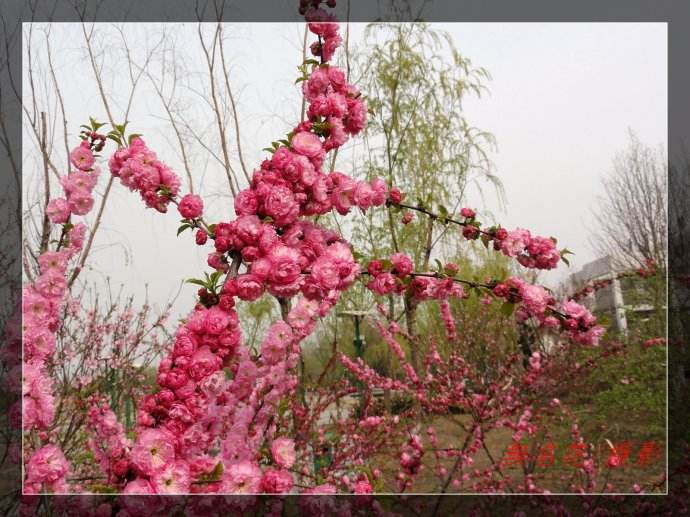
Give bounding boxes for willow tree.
[310,23,504,381]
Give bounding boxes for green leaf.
[560,248,573,266]
[185,278,208,288]
[262,147,275,153]
[434,258,444,272]
[500,302,515,317]
[209,461,224,481]
[177,223,192,236]
[437,204,449,224]
[106,134,122,145]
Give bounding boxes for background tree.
[306,22,504,385]
[591,130,667,271]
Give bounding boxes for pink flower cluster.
[365,254,468,304]
[22,140,102,492]
[454,211,563,271]
[561,299,606,346]
[23,445,70,494]
[130,302,242,488]
[122,287,319,493]
[109,137,181,213]
[215,219,360,305]
[408,275,465,302]
[86,396,133,485]
[232,128,376,226]
[365,253,413,296]
[46,143,98,223]
[495,228,561,270]
[493,277,605,346]
[303,2,341,62]
[398,434,425,490]
[225,21,371,230]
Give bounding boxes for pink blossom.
[69,142,94,170]
[501,228,531,257]
[390,253,413,278]
[267,246,302,286]
[271,437,296,469]
[68,223,87,249]
[123,478,155,494]
[235,274,264,301]
[261,321,293,365]
[517,281,551,318]
[67,191,94,215]
[188,346,222,381]
[262,469,294,494]
[151,461,191,494]
[23,328,56,360]
[196,229,208,245]
[367,272,397,296]
[561,300,588,320]
[26,444,69,486]
[291,131,323,160]
[60,169,98,194]
[38,251,69,274]
[388,187,403,205]
[234,189,259,216]
[370,177,388,206]
[222,460,263,494]
[235,215,263,245]
[130,428,176,476]
[353,479,373,494]
[263,185,299,227]
[22,289,54,324]
[178,194,204,219]
[46,198,70,224]
[353,181,374,210]
[35,272,67,299]
[344,97,368,135]
[22,361,56,430]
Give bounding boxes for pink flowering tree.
[19,0,666,499]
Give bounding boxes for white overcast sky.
[23,22,667,319]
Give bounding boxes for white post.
[611,276,628,335]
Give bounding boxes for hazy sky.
[23,22,667,319]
